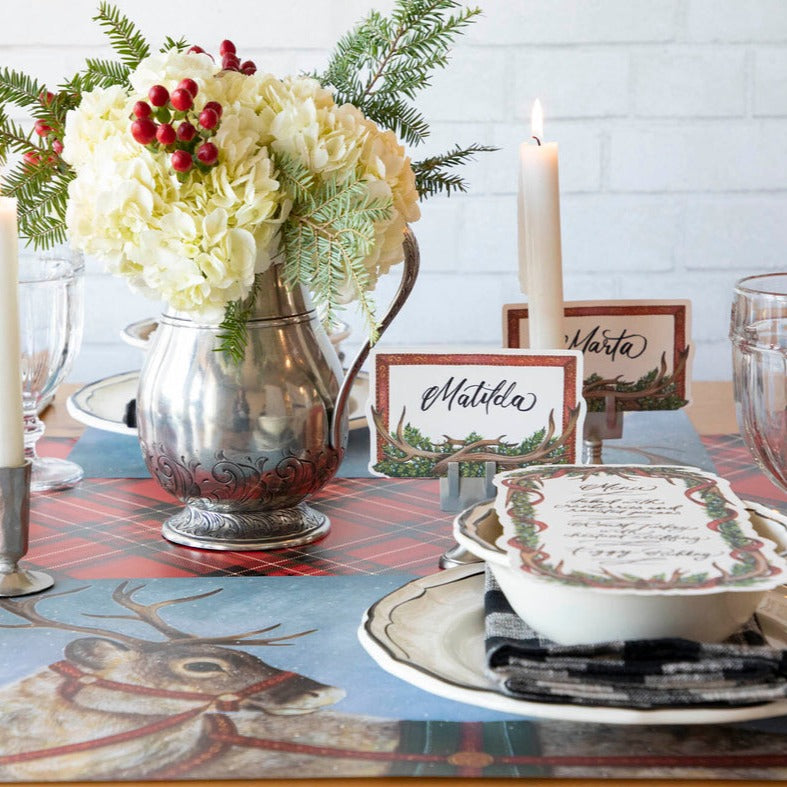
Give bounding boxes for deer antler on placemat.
[371,406,581,476]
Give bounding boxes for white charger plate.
[358,562,787,726]
[67,370,370,436]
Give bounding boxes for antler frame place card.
[368,349,585,478]
[503,300,692,412]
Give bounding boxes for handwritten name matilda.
[421,377,536,414]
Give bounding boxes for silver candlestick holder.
[0,462,53,596]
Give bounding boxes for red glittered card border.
[374,352,580,465]
[504,302,688,401]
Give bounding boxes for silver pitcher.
[138,229,419,550]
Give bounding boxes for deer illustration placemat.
[367,349,585,477]
[0,575,785,782]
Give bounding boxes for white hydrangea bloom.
[129,51,217,96]
[62,85,135,169]
[267,77,368,181]
[62,50,420,323]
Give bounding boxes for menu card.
[494,465,786,593]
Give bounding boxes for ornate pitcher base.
[161,503,330,551]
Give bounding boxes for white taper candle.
[0,197,24,466]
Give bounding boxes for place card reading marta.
[503,300,691,412]
[494,465,786,594]
[368,350,584,478]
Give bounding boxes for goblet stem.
[22,407,83,493]
[23,410,45,462]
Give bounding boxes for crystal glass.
[18,249,84,491]
[730,273,787,491]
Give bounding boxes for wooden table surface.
[33,380,776,787]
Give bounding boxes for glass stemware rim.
[18,256,84,284]
[734,272,787,298]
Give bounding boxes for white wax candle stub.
[517,99,565,350]
[0,196,25,467]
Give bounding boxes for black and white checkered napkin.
[484,570,787,709]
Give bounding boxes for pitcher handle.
[331,227,420,450]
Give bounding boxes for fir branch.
[277,154,392,339]
[273,152,317,206]
[85,57,131,88]
[93,2,151,69]
[413,142,497,198]
[11,162,74,248]
[318,0,493,204]
[362,93,429,146]
[161,36,189,53]
[319,0,481,133]
[58,70,102,99]
[216,275,263,363]
[0,68,46,112]
[0,111,38,164]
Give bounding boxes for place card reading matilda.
[368,349,584,478]
[503,300,692,412]
[494,465,787,593]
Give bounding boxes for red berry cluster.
[129,78,223,174]
[24,90,63,167]
[187,39,256,75]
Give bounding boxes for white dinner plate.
[358,563,787,725]
[67,370,370,436]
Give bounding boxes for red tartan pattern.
[24,435,785,580]
[701,433,787,509]
[27,472,452,579]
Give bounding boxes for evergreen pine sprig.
[84,58,131,89]
[0,4,153,248]
[160,36,189,53]
[0,68,47,114]
[317,0,495,199]
[216,275,263,363]
[216,155,392,360]
[278,153,392,337]
[320,1,481,114]
[93,2,151,69]
[413,142,497,198]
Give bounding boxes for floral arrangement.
[0,2,492,359]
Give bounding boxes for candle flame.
[531,99,544,143]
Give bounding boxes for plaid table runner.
[25,433,787,580]
[6,434,786,782]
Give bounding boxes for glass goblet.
[18,249,84,491]
[730,273,787,492]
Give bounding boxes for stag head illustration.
[0,582,344,716]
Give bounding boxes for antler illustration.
[583,348,690,403]
[0,587,147,646]
[0,582,314,647]
[371,406,581,475]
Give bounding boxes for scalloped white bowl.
[455,499,787,646]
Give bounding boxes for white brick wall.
[6,0,787,383]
